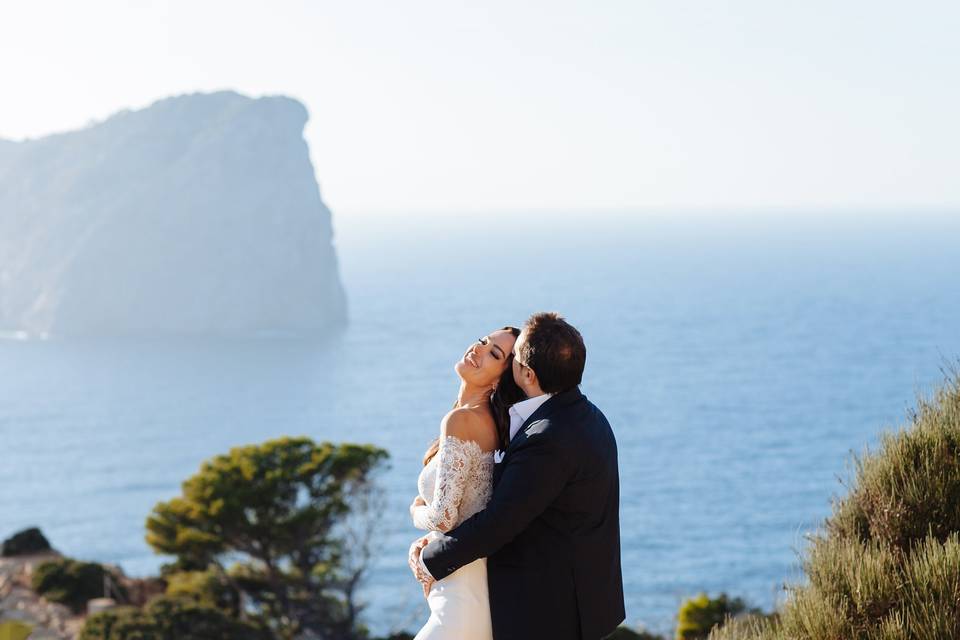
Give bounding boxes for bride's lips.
[462,352,479,368]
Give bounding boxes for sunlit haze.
[2,0,959,216]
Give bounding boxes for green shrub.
[828,375,960,551]
[606,625,668,639]
[79,606,147,640]
[1,527,51,556]
[164,568,240,616]
[711,373,960,640]
[707,615,782,640]
[80,597,270,640]
[677,593,752,639]
[31,558,125,613]
[145,596,271,639]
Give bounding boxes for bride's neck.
[456,381,491,409]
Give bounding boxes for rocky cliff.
[0,91,347,337]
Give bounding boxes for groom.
[409,312,625,639]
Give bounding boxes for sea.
[2,211,959,635]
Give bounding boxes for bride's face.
[455,329,517,387]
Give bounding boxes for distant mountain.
[0,91,347,337]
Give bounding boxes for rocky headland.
[0,91,347,337]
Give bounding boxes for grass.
[710,372,960,640]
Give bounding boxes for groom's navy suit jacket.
[422,387,625,640]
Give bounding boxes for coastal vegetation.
[605,625,671,639]
[710,373,960,639]
[31,559,127,614]
[601,592,762,640]
[142,437,389,640]
[79,597,270,640]
[675,594,760,639]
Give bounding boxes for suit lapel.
[497,387,585,475]
[494,396,554,485]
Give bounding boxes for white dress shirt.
[508,393,553,442]
[418,393,554,580]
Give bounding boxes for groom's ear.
[520,364,538,387]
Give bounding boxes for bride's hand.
[408,535,435,598]
[409,495,426,517]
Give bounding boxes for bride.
[409,326,524,639]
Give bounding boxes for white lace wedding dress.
[412,435,495,639]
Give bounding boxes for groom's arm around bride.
[412,313,625,640]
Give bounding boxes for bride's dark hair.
[422,326,523,466]
[489,327,525,450]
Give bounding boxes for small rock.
[1,528,52,557]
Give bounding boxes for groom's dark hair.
[520,312,586,393]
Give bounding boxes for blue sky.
[1,1,958,215]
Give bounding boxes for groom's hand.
[407,536,435,597]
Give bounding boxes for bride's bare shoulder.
[441,407,497,450]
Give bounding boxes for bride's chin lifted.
[453,360,474,380]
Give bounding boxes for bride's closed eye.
[476,336,503,360]
[477,336,505,361]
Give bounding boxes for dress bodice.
[414,435,495,532]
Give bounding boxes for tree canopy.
[145,436,388,639]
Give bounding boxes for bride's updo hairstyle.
[422,326,523,466]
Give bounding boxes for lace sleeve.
[412,435,477,533]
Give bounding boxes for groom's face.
[512,330,533,391]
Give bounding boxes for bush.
[606,625,668,639]
[146,596,272,639]
[164,568,241,616]
[79,606,146,640]
[677,593,752,639]
[711,373,960,640]
[80,597,270,640]
[827,374,960,551]
[707,615,782,640]
[1,527,51,556]
[31,557,125,613]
